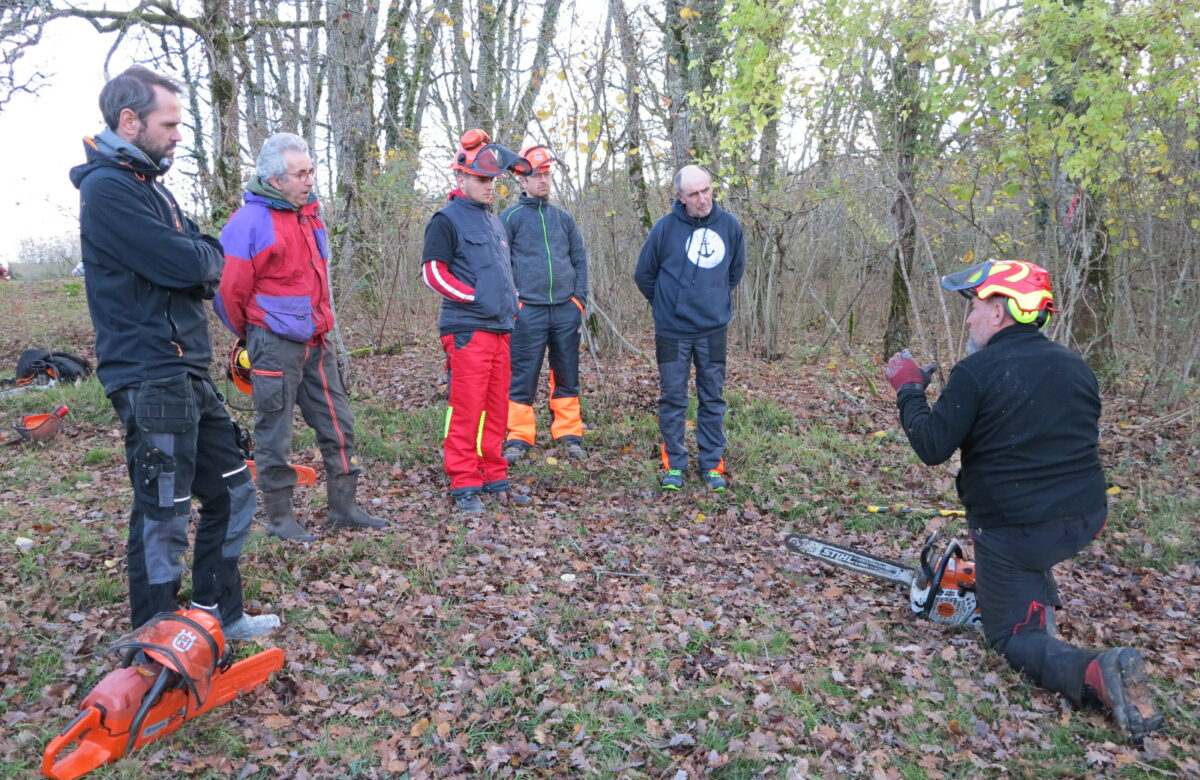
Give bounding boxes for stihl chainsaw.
[42,609,284,780]
[784,532,981,628]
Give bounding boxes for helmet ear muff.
[1006,297,1050,327]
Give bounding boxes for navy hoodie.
[69,130,225,395]
[634,198,745,339]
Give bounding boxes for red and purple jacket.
[215,192,333,344]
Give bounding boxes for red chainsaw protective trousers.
[441,330,511,491]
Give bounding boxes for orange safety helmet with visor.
[451,129,532,178]
[519,144,565,173]
[941,258,1058,328]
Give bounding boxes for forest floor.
[1,279,1198,779]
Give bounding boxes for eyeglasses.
[284,169,316,181]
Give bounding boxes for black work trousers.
[970,507,1107,707]
[112,373,254,629]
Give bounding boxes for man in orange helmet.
[500,145,589,464]
[884,259,1164,743]
[421,130,533,513]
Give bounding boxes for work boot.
[222,612,282,641]
[563,440,587,460]
[1083,648,1165,743]
[483,480,532,506]
[327,473,387,530]
[262,488,316,542]
[661,469,684,490]
[454,490,485,514]
[503,442,529,465]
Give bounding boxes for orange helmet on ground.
[941,258,1057,327]
[229,341,252,394]
[519,145,564,173]
[450,129,532,178]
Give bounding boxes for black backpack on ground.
[8,349,94,386]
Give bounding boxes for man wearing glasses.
[216,133,386,541]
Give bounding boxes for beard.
[966,336,981,355]
[132,128,175,164]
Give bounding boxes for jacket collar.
[88,128,171,176]
[987,322,1044,347]
[671,197,722,226]
[245,176,319,213]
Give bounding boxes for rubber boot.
[327,473,387,530]
[262,488,316,542]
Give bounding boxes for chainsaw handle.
[916,532,939,590]
[41,706,114,780]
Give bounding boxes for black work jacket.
[897,324,1107,528]
[70,133,224,395]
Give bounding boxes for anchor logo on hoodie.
[685,227,725,269]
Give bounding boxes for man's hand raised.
[885,350,938,392]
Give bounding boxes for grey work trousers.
[656,329,728,472]
[246,325,360,493]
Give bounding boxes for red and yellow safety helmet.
[450,129,532,178]
[941,258,1057,326]
[228,341,253,395]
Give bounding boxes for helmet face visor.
[455,144,532,178]
[941,260,995,297]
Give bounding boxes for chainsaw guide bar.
[784,534,916,586]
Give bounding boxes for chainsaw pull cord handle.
[125,665,179,755]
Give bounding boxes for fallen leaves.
[0,315,1196,777]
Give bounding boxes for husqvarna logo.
[685,228,725,269]
[172,628,199,653]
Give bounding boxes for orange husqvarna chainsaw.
[42,609,284,780]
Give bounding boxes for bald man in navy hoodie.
[634,166,745,492]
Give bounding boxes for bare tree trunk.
[500,0,562,142]
[1059,188,1114,368]
[611,0,652,232]
[661,0,724,169]
[325,0,378,382]
[881,23,925,360]
[325,0,378,268]
[201,0,245,223]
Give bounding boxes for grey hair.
[99,66,181,131]
[256,133,310,181]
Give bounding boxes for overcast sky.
[0,19,158,263]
